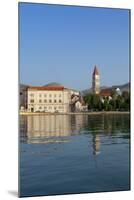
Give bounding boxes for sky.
[19,3,130,91]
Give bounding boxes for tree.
[116,95,123,110]
[109,99,116,111]
[111,90,117,100]
[120,91,130,111]
[84,93,102,111]
[83,91,130,112]
[122,91,129,100]
[103,97,109,111]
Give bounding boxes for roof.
[99,89,112,97]
[27,82,79,92]
[28,86,64,91]
[93,66,99,75]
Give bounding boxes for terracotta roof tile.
[99,89,112,96]
[28,86,64,91]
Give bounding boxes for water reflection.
[20,114,130,197]
[20,114,129,156]
[20,115,89,139]
[92,134,101,155]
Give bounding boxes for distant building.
[99,88,112,97]
[115,88,121,95]
[75,101,87,112]
[27,83,80,113]
[99,87,121,98]
[70,93,88,112]
[92,65,100,94]
[20,85,28,111]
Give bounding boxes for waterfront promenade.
[20,111,130,115]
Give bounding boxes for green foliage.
[84,93,103,111]
[83,91,130,111]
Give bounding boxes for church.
[92,65,100,94]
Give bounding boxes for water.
[19,114,130,197]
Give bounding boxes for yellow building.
[27,83,79,113]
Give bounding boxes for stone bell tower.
[92,65,100,94]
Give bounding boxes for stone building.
[92,65,100,94]
[27,83,79,113]
[70,93,88,112]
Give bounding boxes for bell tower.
[92,65,100,94]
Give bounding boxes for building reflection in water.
[26,115,90,138]
[92,134,100,156]
[20,114,102,155]
[27,115,71,138]
[20,113,129,157]
[20,116,27,139]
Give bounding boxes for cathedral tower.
[92,65,100,94]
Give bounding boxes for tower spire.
[93,65,99,76]
[92,65,100,94]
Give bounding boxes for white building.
[75,101,88,112]
[27,83,79,113]
[75,101,83,112]
[115,87,121,95]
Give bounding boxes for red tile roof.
[28,86,64,91]
[99,89,112,97]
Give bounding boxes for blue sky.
[19,3,130,90]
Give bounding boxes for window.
[44,106,47,109]
[39,106,42,109]
[39,99,42,103]
[54,99,57,103]
[44,94,47,97]
[30,99,34,103]
[44,99,47,103]
[54,107,57,110]
[49,99,52,103]
[30,93,34,97]
[59,99,62,103]
[49,94,52,97]
[54,94,56,97]
[39,94,42,97]
[59,94,61,97]
[49,106,52,109]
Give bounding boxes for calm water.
[19,114,130,197]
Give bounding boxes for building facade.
[92,66,100,94]
[27,84,79,113]
[20,84,28,111]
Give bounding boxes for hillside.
[81,82,130,95]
